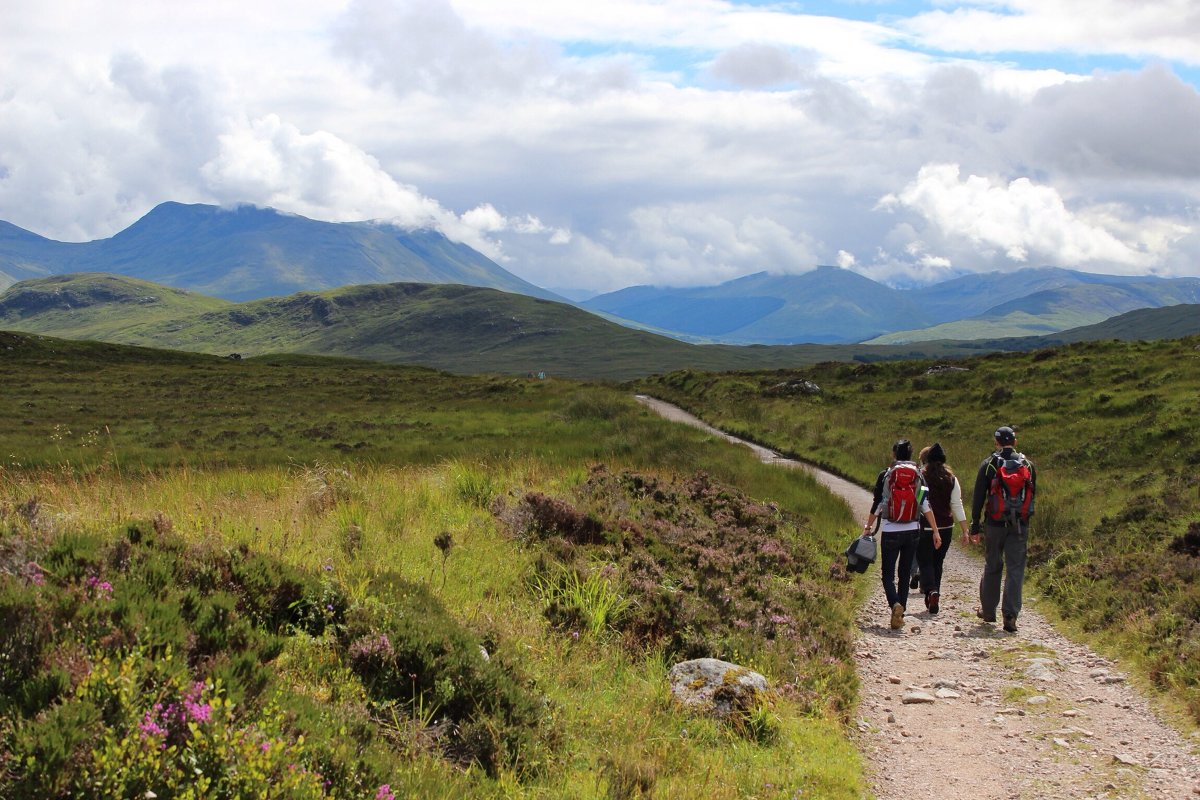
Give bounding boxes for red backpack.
[987,454,1034,524]
[881,462,924,523]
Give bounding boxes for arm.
[970,458,990,531]
[920,496,941,548]
[862,470,886,534]
[950,476,971,539]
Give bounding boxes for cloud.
[904,0,1200,65]
[1010,66,1200,179]
[708,43,808,88]
[460,203,570,241]
[879,163,1191,271]
[200,114,450,229]
[1,0,1198,295]
[331,0,637,100]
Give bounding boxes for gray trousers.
[979,522,1028,620]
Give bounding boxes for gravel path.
[636,395,1200,799]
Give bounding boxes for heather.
[0,334,866,798]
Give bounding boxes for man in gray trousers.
[969,426,1037,633]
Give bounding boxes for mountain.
[0,202,562,303]
[585,265,1200,345]
[582,267,931,344]
[867,279,1200,343]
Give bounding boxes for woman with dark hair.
[863,439,940,630]
[916,442,970,614]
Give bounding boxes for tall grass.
[0,346,870,797]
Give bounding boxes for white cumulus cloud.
[880,163,1191,271]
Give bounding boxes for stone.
[1113,753,1141,767]
[667,658,768,721]
[902,691,937,704]
[1027,663,1056,682]
[888,675,902,684]
[935,688,961,700]
[1026,696,1049,705]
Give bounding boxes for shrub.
[341,572,554,776]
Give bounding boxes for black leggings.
[917,525,953,596]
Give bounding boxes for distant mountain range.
[583,266,1200,344]
[3,273,1198,380]
[0,202,561,303]
[3,203,1197,347]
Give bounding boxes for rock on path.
[636,395,1200,799]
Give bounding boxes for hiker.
[970,426,1037,633]
[916,443,970,614]
[862,439,940,630]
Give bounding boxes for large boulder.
[667,658,768,720]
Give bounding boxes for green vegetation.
[636,335,1200,726]
[0,274,1023,380]
[0,272,230,339]
[0,331,865,797]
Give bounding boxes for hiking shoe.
[976,609,996,623]
[890,602,905,630]
[1003,615,1018,633]
[928,591,939,615]
[909,573,920,590]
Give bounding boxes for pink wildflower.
[85,575,113,598]
[376,785,395,800]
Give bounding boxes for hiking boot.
[976,609,996,623]
[1003,615,1018,633]
[909,573,920,590]
[928,591,940,615]
[890,602,905,630]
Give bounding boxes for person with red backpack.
[862,439,941,630]
[970,426,1037,633]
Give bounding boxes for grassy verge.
[1,333,866,797]
[635,335,1200,728]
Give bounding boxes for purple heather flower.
[376,785,395,800]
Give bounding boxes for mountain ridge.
[0,202,563,303]
[586,265,1200,344]
[3,272,1198,380]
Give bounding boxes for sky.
[2,0,1199,294]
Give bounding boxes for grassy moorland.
[636,335,1200,725]
[0,274,1014,380]
[0,331,867,798]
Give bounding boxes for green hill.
[867,282,1200,344]
[0,274,994,379]
[1052,302,1200,342]
[0,272,230,338]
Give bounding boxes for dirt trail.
[636,395,1200,799]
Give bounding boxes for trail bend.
[636,394,1200,799]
